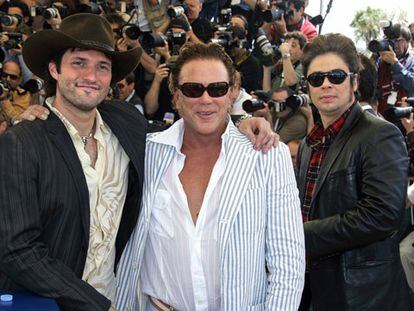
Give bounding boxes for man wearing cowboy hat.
[0,13,145,311]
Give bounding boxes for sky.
[305,0,414,49]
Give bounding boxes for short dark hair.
[272,86,294,98]
[285,31,307,49]
[44,49,66,98]
[302,33,360,86]
[105,13,125,27]
[169,42,236,92]
[392,23,412,42]
[357,54,377,104]
[288,0,305,11]
[8,0,30,18]
[125,71,135,85]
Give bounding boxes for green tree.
[350,6,387,47]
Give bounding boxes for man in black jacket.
[296,33,413,310]
[0,13,145,311]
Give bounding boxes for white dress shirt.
[141,119,230,311]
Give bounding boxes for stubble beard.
[57,77,109,112]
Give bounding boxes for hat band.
[78,40,115,52]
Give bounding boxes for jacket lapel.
[44,111,91,247]
[217,125,259,264]
[98,105,146,188]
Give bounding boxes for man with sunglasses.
[296,33,413,310]
[0,60,30,123]
[115,72,145,115]
[116,42,305,311]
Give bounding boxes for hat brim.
[23,30,142,83]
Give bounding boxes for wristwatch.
[282,53,291,59]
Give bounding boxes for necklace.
[80,131,94,146]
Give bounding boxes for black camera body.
[2,32,23,50]
[368,21,398,53]
[121,23,141,40]
[211,25,248,52]
[141,31,187,55]
[242,92,311,113]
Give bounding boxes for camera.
[242,92,311,113]
[167,3,188,18]
[255,0,293,26]
[255,28,281,66]
[211,25,248,51]
[121,24,141,40]
[22,78,44,94]
[0,81,10,96]
[142,31,187,55]
[219,8,232,25]
[384,106,414,121]
[2,32,23,50]
[31,5,68,19]
[368,21,397,53]
[141,33,168,49]
[0,13,22,27]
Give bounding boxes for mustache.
[75,82,101,90]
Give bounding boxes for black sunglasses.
[178,82,230,98]
[1,72,19,81]
[307,69,354,87]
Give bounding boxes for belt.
[149,296,178,311]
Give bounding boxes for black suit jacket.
[297,103,412,310]
[0,100,146,311]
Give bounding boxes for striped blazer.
[116,121,305,311]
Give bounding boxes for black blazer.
[297,103,412,310]
[0,100,146,311]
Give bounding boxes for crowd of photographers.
[0,0,414,302]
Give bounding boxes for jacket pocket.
[149,189,174,239]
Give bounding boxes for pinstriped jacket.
[116,120,306,311]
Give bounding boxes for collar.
[306,102,355,148]
[45,97,109,142]
[149,117,231,154]
[126,89,135,102]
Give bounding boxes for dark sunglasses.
[307,69,354,87]
[178,82,230,98]
[117,83,126,89]
[1,72,19,81]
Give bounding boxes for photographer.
[0,1,33,83]
[377,23,414,118]
[269,0,317,44]
[182,0,213,43]
[134,0,170,34]
[358,53,381,117]
[116,72,145,115]
[251,87,309,143]
[262,30,306,93]
[228,16,262,93]
[144,18,188,122]
[0,60,31,124]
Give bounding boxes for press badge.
[387,91,398,106]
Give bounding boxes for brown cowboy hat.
[22,13,142,82]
